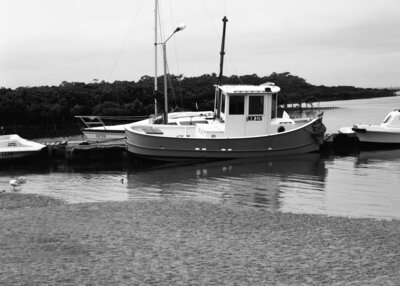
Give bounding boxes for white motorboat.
[0,134,46,161]
[351,109,400,145]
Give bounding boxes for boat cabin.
[211,83,287,137]
[127,83,303,140]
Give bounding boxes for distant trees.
[0,73,394,138]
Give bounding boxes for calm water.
[318,95,400,133]
[1,96,400,220]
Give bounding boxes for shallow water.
[1,96,400,220]
[1,149,400,220]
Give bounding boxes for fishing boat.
[0,134,46,161]
[125,84,325,161]
[76,1,212,141]
[351,109,400,146]
[125,16,326,161]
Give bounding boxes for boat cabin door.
[226,94,246,136]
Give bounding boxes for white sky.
[1,0,399,89]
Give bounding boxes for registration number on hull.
[246,116,263,121]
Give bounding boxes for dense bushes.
[0,72,393,137]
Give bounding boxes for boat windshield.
[383,115,392,124]
[229,96,245,115]
[249,96,264,115]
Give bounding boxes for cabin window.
[221,94,225,114]
[249,96,264,115]
[271,93,277,118]
[229,96,244,115]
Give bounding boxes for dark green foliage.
[0,73,394,138]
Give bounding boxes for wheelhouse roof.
[217,84,280,94]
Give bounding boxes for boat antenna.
[218,16,228,86]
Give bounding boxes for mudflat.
[1,193,399,285]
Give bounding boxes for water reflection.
[0,154,327,209]
[1,149,400,219]
[126,154,327,209]
[317,150,400,219]
[0,157,132,203]
[356,149,400,165]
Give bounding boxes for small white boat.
[351,109,400,145]
[0,134,46,161]
[77,111,214,141]
[75,115,145,141]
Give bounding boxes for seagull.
[9,177,27,191]
[17,177,27,184]
[9,179,19,191]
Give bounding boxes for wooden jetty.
[44,138,126,161]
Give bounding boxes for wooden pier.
[44,138,126,161]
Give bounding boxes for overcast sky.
[1,0,399,89]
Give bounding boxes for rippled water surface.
[1,96,400,220]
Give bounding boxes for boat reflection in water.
[126,154,327,210]
[2,149,400,219]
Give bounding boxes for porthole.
[277,126,285,133]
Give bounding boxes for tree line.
[0,72,394,138]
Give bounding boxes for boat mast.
[216,16,228,118]
[218,16,228,86]
[154,0,158,117]
[163,41,168,123]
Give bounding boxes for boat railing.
[75,115,149,129]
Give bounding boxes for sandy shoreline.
[1,193,399,285]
